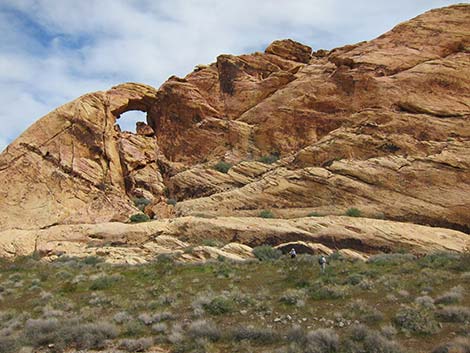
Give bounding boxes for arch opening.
[115,110,150,134]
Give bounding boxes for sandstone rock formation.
[0,4,469,259]
[0,216,468,263]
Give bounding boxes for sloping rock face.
[0,217,467,263]
[0,5,469,256]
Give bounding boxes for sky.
[0,0,464,152]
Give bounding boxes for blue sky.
[0,0,463,151]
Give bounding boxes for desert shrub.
[286,325,307,344]
[168,324,184,344]
[173,340,211,353]
[187,319,221,341]
[24,318,59,346]
[362,331,403,353]
[230,326,279,344]
[328,251,346,262]
[152,322,167,334]
[153,311,174,322]
[345,273,364,286]
[258,153,280,164]
[59,320,118,349]
[24,318,118,349]
[393,305,439,335]
[155,253,176,264]
[259,209,275,218]
[60,281,78,294]
[414,295,435,309]
[419,251,460,269]
[166,198,177,206]
[82,255,103,266]
[214,161,232,173]
[436,306,470,323]
[203,295,234,315]
[56,270,73,280]
[358,278,374,291]
[114,311,132,324]
[348,324,370,342]
[0,336,18,353]
[461,272,470,282]
[133,197,151,211]
[453,252,470,272]
[89,275,119,290]
[138,311,173,325]
[119,338,153,352]
[346,325,402,353]
[280,289,306,306]
[367,253,416,266]
[431,337,470,353]
[123,320,146,336]
[304,328,339,353]
[346,300,384,324]
[130,213,150,223]
[380,325,398,339]
[310,285,349,300]
[435,286,463,305]
[345,208,361,217]
[138,313,154,325]
[252,246,282,261]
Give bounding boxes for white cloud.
[0,0,461,148]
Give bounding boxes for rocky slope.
[0,4,469,260]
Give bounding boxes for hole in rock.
[115,110,148,134]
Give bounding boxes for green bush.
[24,318,118,350]
[436,306,470,323]
[0,336,18,353]
[82,256,103,266]
[214,161,232,173]
[230,326,279,344]
[253,246,282,261]
[419,251,460,270]
[187,319,221,341]
[203,296,234,315]
[89,275,119,291]
[133,197,151,211]
[118,338,153,352]
[346,300,384,324]
[280,289,306,306]
[345,207,362,217]
[435,286,463,305]
[259,210,275,218]
[305,329,339,353]
[393,305,439,335]
[258,153,280,164]
[166,198,177,206]
[130,213,150,223]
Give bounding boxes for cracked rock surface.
[0,5,469,259]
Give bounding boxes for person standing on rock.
[289,248,297,259]
[319,255,327,273]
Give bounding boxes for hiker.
[289,248,297,259]
[319,255,327,273]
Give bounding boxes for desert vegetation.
[0,251,468,352]
[129,213,151,223]
[213,161,233,174]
